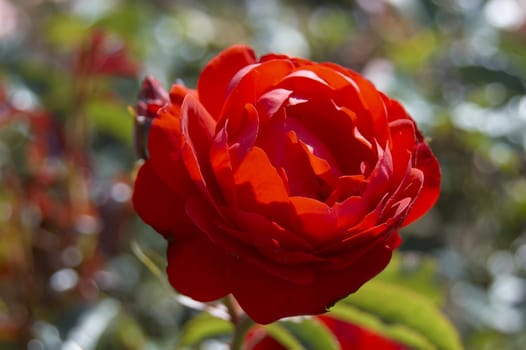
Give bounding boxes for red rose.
[245,316,406,350]
[132,45,440,324]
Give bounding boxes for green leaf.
[96,310,147,350]
[271,318,340,350]
[330,280,463,350]
[45,14,90,51]
[86,99,133,145]
[377,253,443,303]
[264,323,306,349]
[330,303,436,350]
[176,312,233,349]
[388,30,439,72]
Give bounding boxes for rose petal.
[210,127,236,205]
[181,94,216,162]
[170,84,196,106]
[402,143,441,226]
[258,127,320,197]
[233,146,292,224]
[132,162,195,239]
[333,196,368,231]
[321,62,389,146]
[221,207,313,252]
[147,104,196,196]
[276,69,334,101]
[388,118,416,181]
[285,97,372,175]
[381,168,423,223]
[218,59,295,124]
[255,88,293,121]
[289,196,338,244]
[326,175,367,205]
[321,226,397,270]
[218,226,317,284]
[383,94,422,140]
[197,45,257,118]
[185,197,315,284]
[260,53,313,67]
[298,140,337,183]
[232,241,393,324]
[180,94,222,205]
[361,144,394,205]
[325,147,400,240]
[166,237,232,302]
[303,64,354,91]
[226,103,259,169]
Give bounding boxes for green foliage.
[331,280,463,350]
[86,99,133,145]
[377,253,443,303]
[388,30,439,72]
[269,318,340,350]
[264,323,306,349]
[45,14,90,51]
[97,310,148,350]
[176,312,233,349]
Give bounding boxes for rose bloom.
[133,45,440,324]
[245,316,406,350]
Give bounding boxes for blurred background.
[0,0,525,349]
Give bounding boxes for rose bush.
[132,45,440,324]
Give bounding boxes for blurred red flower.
[75,30,140,77]
[132,45,440,324]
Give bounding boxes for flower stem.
[224,295,254,350]
[230,314,254,350]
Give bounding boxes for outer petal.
[402,143,441,226]
[209,103,261,208]
[232,241,393,324]
[220,207,313,253]
[197,45,257,118]
[179,94,223,206]
[147,102,195,196]
[383,95,441,225]
[180,94,216,167]
[185,196,315,284]
[166,237,233,302]
[132,162,195,239]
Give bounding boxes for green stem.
[230,314,254,350]
[224,294,240,325]
[224,295,254,350]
